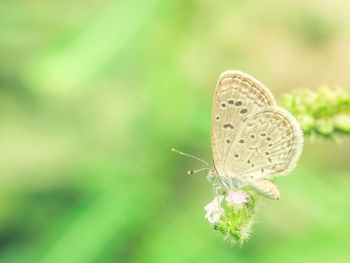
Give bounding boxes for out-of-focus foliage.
[283,87,350,137]
[0,0,350,263]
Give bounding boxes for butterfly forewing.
[224,108,304,180]
[211,71,277,176]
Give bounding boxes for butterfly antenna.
[187,167,210,175]
[171,148,210,167]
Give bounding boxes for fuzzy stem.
[213,189,258,245]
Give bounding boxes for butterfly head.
[206,168,219,183]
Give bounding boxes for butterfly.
[173,70,303,199]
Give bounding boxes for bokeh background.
[1,0,350,262]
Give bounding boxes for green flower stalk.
[282,86,350,137]
[204,189,258,245]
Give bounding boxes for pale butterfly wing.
[225,108,303,180]
[211,70,303,199]
[211,71,276,176]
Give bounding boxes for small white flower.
[204,195,225,223]
[226,190,249,207]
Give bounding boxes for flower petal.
[204,195,225,223]
[226,190,249,206]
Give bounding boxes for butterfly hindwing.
[224,108,303,181]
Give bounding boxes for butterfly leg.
[220,178,230,190]
[248,179,280,199]
[212,183,224,196]
[211,183,224,207]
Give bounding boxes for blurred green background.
[1,0,350,262]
